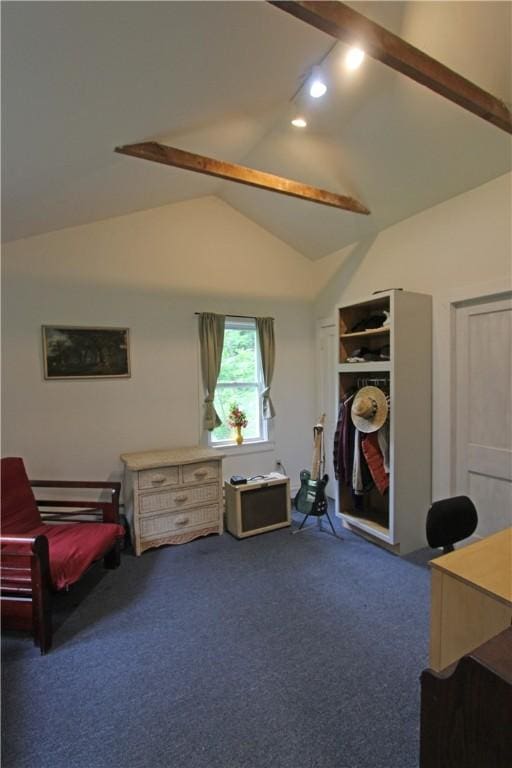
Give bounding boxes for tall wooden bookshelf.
[336,289,432,554]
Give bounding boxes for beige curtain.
[198,312,225,431]
[256,317,275,419]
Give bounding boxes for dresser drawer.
[138,482,219,515]
[138,466,179,490]
[181,461,219,486]
[140,504,220,538]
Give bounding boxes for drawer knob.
[176,518,189,526]
[194,470,208,478]
[175,495,188,503]
[151,475,166,484]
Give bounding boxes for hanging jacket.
[333,393,355,484]
[353,429,375,496]
[377,421,390,473]
[361,431,389,495]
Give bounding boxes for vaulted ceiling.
[2,1,511,259]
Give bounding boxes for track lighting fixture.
[309,66,327,98]
[345,47,365,70]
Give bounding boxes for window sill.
[209,441,275,457]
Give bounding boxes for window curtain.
[198,312,225,431]
[256,317,275,419]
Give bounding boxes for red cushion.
[25,522,124,590]
[1,457,41,533]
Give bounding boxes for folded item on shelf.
[350,311,388,333]
[360,348,380,361]
[346,346,388,363]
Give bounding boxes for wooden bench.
[1,457,124,654]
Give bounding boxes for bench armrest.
[30,480,121,524]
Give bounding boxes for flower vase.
[235,425,244,446]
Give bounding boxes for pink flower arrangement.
[228,404,248,429]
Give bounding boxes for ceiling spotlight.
[345,47,365,70]
[291,117,307,128]
[309,67,327,98]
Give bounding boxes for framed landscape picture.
[42,326,130,379]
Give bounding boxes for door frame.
[433,278,512,502]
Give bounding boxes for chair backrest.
[426,495,478,552]
[1,457,42,533]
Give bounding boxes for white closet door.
[455,296,512,536]
[317,321,337,500]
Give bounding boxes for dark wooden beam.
[115,142,370,214]
[270,1,512,135]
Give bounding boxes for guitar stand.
[292,507,342,539]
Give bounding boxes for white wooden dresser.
[120,447,224,556]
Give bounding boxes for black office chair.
[426,495,478,554]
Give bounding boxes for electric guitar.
[294,414,329,516]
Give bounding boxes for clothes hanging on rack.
[352,430,363,493]
[333,401,344,481]
[333,391,356,484]
[356,377,390,391]
[334,381,390,499]
[350,432,375,496]
[361,432,389,494]
[377,422,390,473]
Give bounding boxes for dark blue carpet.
[2,516,434,768]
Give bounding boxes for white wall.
[1,196,317,490]
[313,172,512,509]
[3,174,511,529]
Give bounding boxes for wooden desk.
[429,527,512,672]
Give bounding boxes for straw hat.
[351,386,388,433]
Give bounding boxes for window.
[209,318,267,447]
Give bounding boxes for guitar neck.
[311,415,326,480]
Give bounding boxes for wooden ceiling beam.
[115,142,370,214]
[270,1,512,135]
